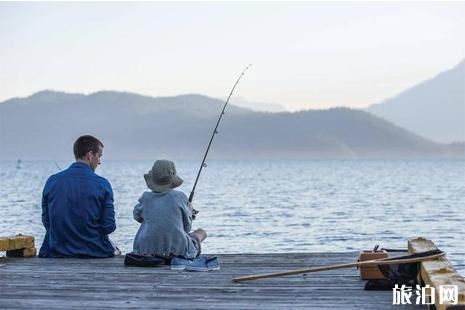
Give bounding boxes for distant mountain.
[0,90,463,160]
[367,59,465,143]
[225,97,288,113]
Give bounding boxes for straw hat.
[144,160,183,192]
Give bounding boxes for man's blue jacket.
[39,162,116,258]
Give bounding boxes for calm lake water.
[1,160,464,274]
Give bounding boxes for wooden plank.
[0,253,423,309]
[6,247,37,257]
[0,237,9,249]
[408,237,465,309]
[0,295,389,308]
[0,235,34,251]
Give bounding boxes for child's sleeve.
[133,194,145,223]
[179,193,193,233]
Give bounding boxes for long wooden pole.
[232,251,445,283]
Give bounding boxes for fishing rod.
[188,64,252,216]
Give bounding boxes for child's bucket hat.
[144,160,183,192]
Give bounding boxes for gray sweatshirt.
[132,190,198,259]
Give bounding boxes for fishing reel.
[192,208,199,220]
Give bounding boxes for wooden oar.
[232,251,446,283]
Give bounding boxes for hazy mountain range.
[367,59,465,143]
[0,90,463,160]
[225,97,287,113]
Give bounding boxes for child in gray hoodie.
[132,160,207,259]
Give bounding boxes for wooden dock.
[0,252,422,309]
[409,238,465,309]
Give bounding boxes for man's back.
[39,162,116,258]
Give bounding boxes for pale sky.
[1,2,464,111]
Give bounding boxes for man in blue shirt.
[39,135,118,258]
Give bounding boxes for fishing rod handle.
[188,191,199,219]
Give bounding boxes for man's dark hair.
[73,135,104,159]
